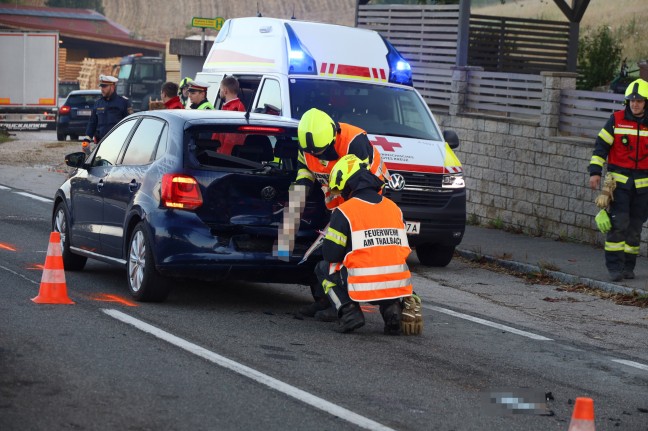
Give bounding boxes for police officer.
[589,78,648,281]
[83,75,132,152]
[187,81,214,110]
[316,154,418,335]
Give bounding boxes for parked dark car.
[56,89,101,141]
[52,110,328,302]
[58,80,80,107]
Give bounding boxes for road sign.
[191,17,225,30]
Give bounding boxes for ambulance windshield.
[289,79,442,141]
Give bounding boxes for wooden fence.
[559,90,625,137]
[413,66,453,110]
[469,15,571,74]
[466,70,543,118]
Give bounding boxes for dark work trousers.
[605,184,648,272]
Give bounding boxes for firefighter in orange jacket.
[314,154,421,335]
[589,78,648,281]
[296,108,391,320]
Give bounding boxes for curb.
[456,248,647,296]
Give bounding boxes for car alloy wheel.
[126,222,170,302]
[53,202,87,270]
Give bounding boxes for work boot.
[298,297,330,318]
[623,269,635,279]
[314,306,338,322]
[401,295,423,335]
[381,301,402,336]
[609,271,623,282]
[336,303,365,333]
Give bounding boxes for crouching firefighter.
[314,154,422,335]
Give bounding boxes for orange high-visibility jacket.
[337,196,412,301]
[302,123,388,209]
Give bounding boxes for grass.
[475,0,648,70]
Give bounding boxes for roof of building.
[0,5,164,53]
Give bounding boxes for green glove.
[595,209,611,233]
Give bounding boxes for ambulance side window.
[254,79,282,116]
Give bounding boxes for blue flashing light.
[284,23,317,75]
[382,36,413,86]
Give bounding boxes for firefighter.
[589,78,648,281]
[178,76,192,108]
[315,154,417,334]
[187,81,214,110]
[83,75,132,153]
[295,108,390,321]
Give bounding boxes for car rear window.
[66,94,99,107]
[187,125,299,170]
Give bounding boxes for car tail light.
[161,174,203,210]
[238,126,284,133]
[59,105,71,115]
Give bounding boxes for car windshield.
[118,64,132,80]
[66,94,99,106]
[289,79,442,141]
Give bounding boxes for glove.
[595,175,616,209]
[400,294,423,335]
[595,209,611,233]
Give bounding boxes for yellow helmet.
[625,78,648,101]
[298,108,336,154]
[178,77,193,95]
[329,154,366,192]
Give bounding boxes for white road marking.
[103,309,396,431]
[424,305,553,341]
[14,191,52,203]
[0,185,10,190]
[611,359,648,372]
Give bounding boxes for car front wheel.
[127,222,170,302]
[415,243,455,267]
[53,202,87,270]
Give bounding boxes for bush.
[577,26,622,90]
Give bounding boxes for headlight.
[442,173,465,189]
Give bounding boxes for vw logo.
[261,186,277,200]
[387,173,406,191]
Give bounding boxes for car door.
[99,117,166,258]
[70,119,138,254]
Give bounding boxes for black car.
[56,89,101,141]
[52,110,328,302]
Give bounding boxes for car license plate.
[406,221,420,235]
[77,109,91,116]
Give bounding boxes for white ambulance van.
[196,17,465,266]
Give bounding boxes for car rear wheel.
[127,222,170,302]
[53,202,87,270]
[416,243,455,267]
[56,132,66,141]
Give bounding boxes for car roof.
[67,89,101,96]
[131,109,300,128]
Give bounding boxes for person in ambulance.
[295,108,390,321]
[315,154,422,335]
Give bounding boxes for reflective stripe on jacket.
[337,197,412,301]
[302,123,388,209]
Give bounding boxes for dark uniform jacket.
[86,92,131,141]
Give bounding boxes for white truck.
[0,31,58,131]
[196,17,466,266]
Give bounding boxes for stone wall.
[431,70,646,251]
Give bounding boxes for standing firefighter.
[589,78,648,281]
[315,154,422,335]
[293,108,390,321]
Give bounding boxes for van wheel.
[127,222,170,302]
[416,243,455,267]
[57,132,66,141]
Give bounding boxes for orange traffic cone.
[568,397,595,431]
[31,232,74,304]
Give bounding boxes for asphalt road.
[1,134,647,430]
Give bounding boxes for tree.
[45,0,104,15]
[577,26,622,91]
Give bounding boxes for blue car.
[52,110,328,301]
[56,89,101,141]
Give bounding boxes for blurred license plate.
[406,221,420,234]
[77,109,91,116]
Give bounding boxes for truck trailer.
[0,31,58,131]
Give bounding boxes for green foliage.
[577,25,622,90]
[45,0,104,15]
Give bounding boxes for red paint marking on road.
[89,293,138,307]
[0,242,17,251]
[26,263,45,270]
[360,305,378,313]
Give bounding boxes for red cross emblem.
[370,136,402,152]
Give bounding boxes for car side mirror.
[65,152,87,168]
[443,130,459,149]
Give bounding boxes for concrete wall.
[431,70,639,251]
